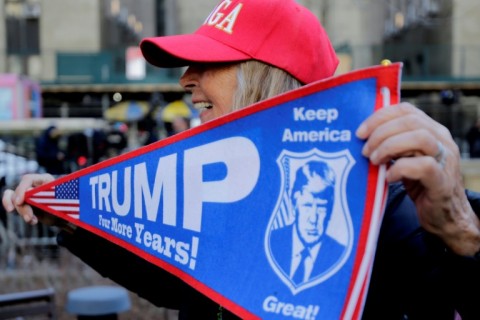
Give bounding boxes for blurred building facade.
[0,0,479,153]
[307,0,480,156]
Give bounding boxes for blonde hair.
[232,60,302,111]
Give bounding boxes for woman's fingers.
[2,173,55,225]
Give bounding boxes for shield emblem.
[265,148,355,294]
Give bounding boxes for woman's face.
[179,63,238,123]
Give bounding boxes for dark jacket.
[57,183,480,319]
[36,126,65,175]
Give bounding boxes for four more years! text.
[283,107,351,143]
[99,214,200,270]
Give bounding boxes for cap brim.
[140,34,251,68]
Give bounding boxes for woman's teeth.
[194,102,213,110]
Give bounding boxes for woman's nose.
[179,66,199,91]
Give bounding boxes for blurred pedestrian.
[466,117,480,158]
[35,125,65,175]
[138,112,159,146]
[104,122,128,158]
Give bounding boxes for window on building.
[156,0,165,36]
[5,0,40,55]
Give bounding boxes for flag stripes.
[28,179,80,218]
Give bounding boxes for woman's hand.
[356,102,480,256]
[2,173,55,225]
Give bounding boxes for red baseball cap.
[140,0,338,84]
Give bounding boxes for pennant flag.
[26,63,402,319]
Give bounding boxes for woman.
[4,0,480,318]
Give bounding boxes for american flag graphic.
[272,157,294,230]
[28,178,80,219]
[272,191,294,230]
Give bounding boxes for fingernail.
[356,123,367,138]
[361,144,369,157]
[370,150,379,164]
[31,216,38,225]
